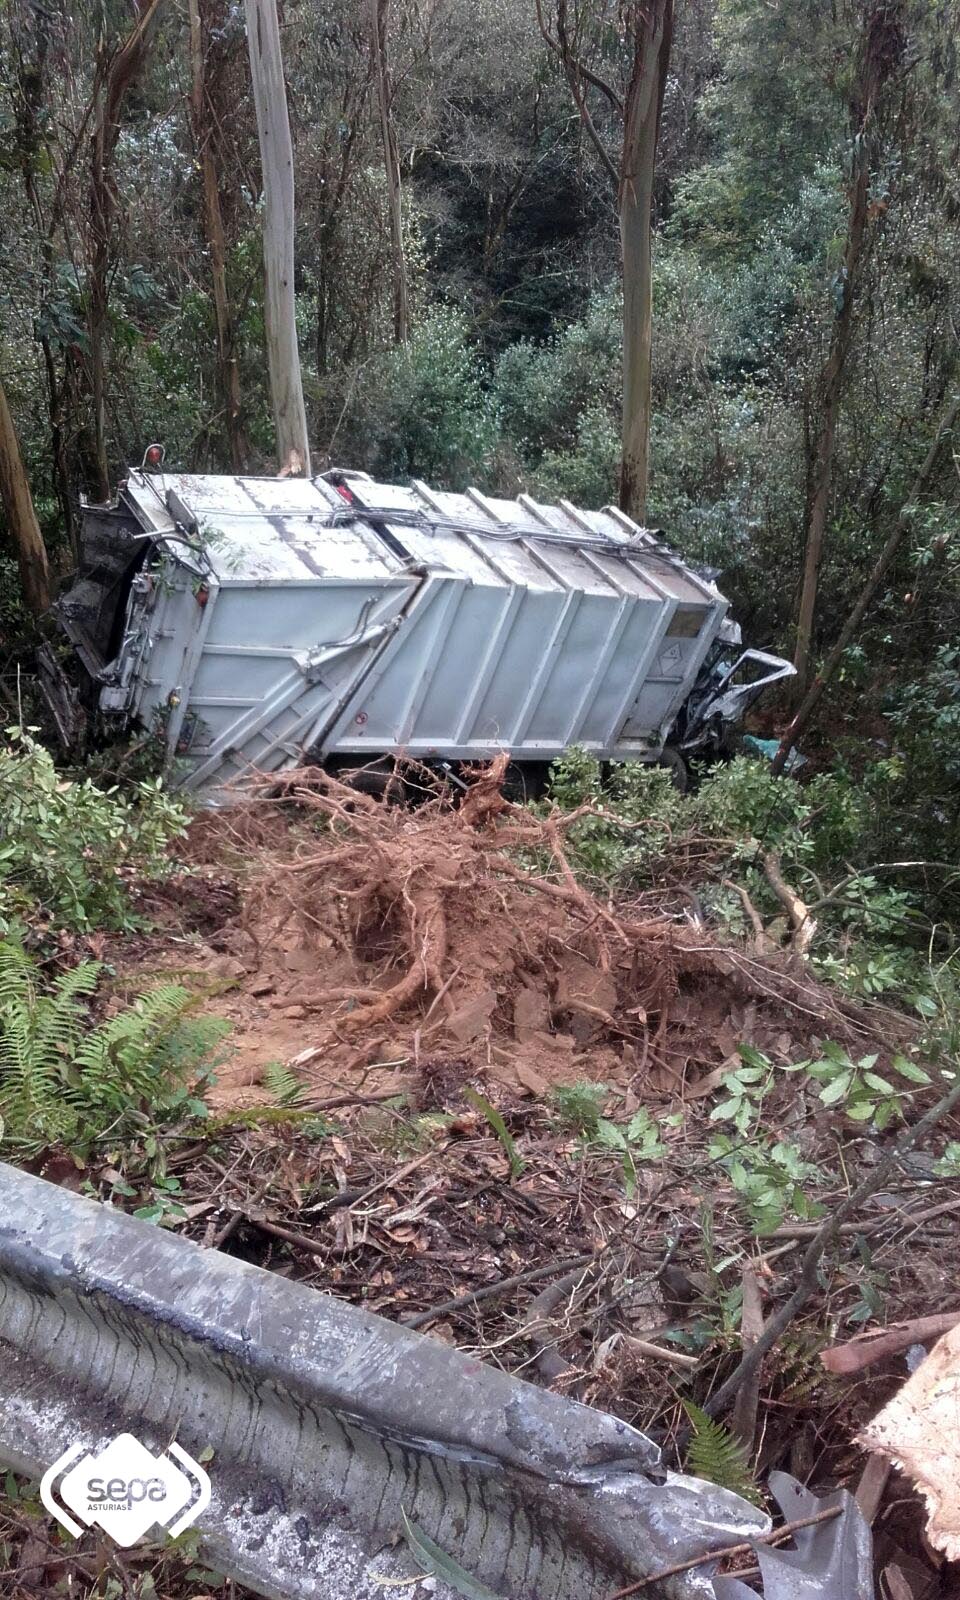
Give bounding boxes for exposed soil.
[112,762,912,1120]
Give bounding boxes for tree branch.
[701,1064,960,1421]
[773,390,960,773]
[536,0,621,190]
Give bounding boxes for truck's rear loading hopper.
[47,469,793,798]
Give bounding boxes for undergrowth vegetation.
[544,748,957,1006]
[0,940,227,1158]
[0,730,187,938]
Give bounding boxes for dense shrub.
[0,731,187,936]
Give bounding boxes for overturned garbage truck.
[41,460,794,800]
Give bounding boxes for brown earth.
[114,760,911,1116]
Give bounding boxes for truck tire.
[657,746,689,793]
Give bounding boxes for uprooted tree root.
[240,758,910,1085]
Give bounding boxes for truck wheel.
[657,747,689,793]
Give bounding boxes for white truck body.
[47,468,793,798]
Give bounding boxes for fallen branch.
[402,1252,597,1331]
[821,1310,960,1374]
[522,1257,602,1387]
[763,850,817,955]
[621,1334,699,1371]
[769,1193,960,1239]
[729,1264,764,1449]
[606,1506,841,1598]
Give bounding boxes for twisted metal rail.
[0,1163,767,1599]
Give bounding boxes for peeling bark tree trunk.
[370,0,409,345]
[792,0,906,696]
[619,0,672,524]
[188,0,247,471]
[0,378,51,616]
[245,0,311,474]
[88,0,163,503]
[536,0,673,526]
[13,4,76,554]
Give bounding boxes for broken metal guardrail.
[0,1162,855,1600]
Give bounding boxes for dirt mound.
[183,760,909,1108]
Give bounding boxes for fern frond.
[0,942,227,1153]
[263,1059,305,1107]
[682,1403,761,1503]
[0,940,37,1007]
[0,941,82,1145]
[31,959,102,1066]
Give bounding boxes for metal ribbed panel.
[0,1163,769,1600]
[111,470,727,785]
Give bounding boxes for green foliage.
[132,1174,189,1226]
[550,1078,666,1194]
[708,1045,773,1135]
[0,731,187,936]
[543,749,683,883]
[550,1079,609,1134]
[400,1509,501,1600]
[592,1107,665,1197]
[682,1403,760,1502]
[263,1059,306,1107]
[787,1042,932,1132]
[490,289,622,501]
[0,940,228,1155]
[708,1128,821,1236]
[935,1141,960,1177]
[463,1085,524,1177]
[344,308,496,487]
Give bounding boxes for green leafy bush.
[0,940,228,1155]
[786,1041,932,1132]
[543,749,683,883]
[0,730,187,935]
[707,1129,821,1235]
[345,307,496,487]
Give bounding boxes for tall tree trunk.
[536,0,672,525]
[618,0,672,524]
[13,2,77,554]
[371,0,409,345]
[245,0,311,474]
[792,0,905,695]
[188,0,247,471]
[772,391,960,775]
[0,378,51,617]
[792,138,871,694]
[87,0,164,502]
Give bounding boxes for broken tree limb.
[403,1253,597,1331]
[701,1065,960,1422]
[821,1310,960,1375]
[0,376,50,614]
[729,1264,764,1451]
[763,851,817,954]
[853,1454,891,1525]
[773,390,960,775]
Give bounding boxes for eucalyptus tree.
[536,0,674,522]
